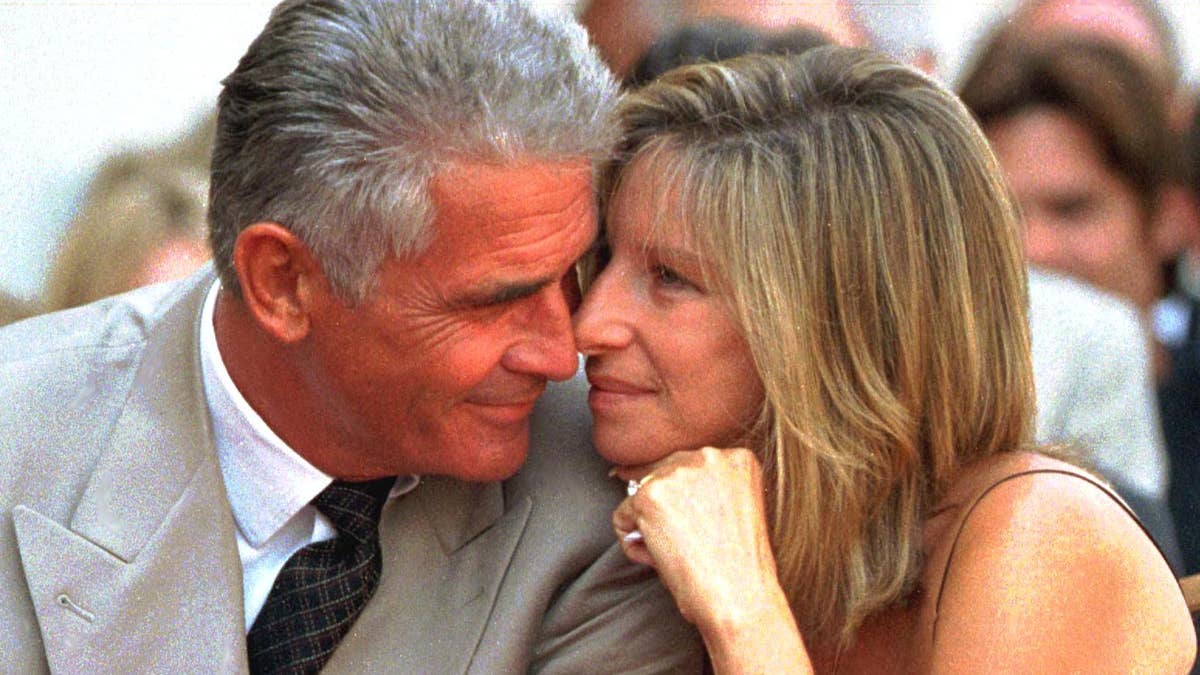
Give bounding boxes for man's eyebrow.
[474,277,556,305]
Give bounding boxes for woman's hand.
[611,447,788,633]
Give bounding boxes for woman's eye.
[653,264,692,288]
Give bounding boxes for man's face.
[303,160,596,481]
[986,106,1160,311]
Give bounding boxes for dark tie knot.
[312,477,394,547]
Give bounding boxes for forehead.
[989,107,1109,180]
[427,159,597,259]
[608,153,697,248]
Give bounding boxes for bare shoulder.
[929,453,1196,673]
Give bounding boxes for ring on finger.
[626,473,656,497]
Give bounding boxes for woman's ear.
[231,222,324,343]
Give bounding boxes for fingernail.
[608,467,619,478]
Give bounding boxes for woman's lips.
[585,373,654,412]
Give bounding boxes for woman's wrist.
[698,580,812,673]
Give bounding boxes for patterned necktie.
[246,477,395,674]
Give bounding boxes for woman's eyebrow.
[650,245,703,268]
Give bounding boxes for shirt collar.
[200,280,333,547]
[200,281,421,547]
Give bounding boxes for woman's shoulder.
[934,451,1089,507]
[919,451,1195,672]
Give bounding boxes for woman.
[574,47,1196,672]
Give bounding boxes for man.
[0,0,702,672]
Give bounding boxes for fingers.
[613,497,655,567]
[610,446,763,569]
[608,446,704,483]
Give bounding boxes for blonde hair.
[607,46,1035,646]
[45,114,213,311]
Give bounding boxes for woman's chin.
[592,431,673,468]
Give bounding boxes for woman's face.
[573,156,764,467]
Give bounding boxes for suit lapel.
[13,272,249,673]
[324,477,531,674]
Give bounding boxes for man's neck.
[213,290,350,477]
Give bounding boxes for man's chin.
[442,424,532,483]
[454,443,530,483]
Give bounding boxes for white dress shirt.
[198,280,418,631]
[1028,268,1167,500]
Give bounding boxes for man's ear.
[231,222,325,343]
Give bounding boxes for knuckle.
[731,447,758,467]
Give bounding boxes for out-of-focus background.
[4,0,1199,302]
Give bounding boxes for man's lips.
[466,387,546,423]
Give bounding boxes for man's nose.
[501,283,580,381]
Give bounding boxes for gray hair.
[209,0,619,301]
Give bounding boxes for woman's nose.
[573,265,635,355]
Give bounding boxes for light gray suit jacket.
[0,270,702,673]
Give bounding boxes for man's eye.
[1048,196,1095,223]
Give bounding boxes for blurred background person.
[960,34,1186,570]
[42,114,214,313]
[961,36,1173,349]
[1004,0,1189,124]
[628,18,834,88]
[1000,0,1200,345]
[581,0,866,82]
[1162,105,1200,581]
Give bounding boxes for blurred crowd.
[3,0,1198,610]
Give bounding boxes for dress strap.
[930,467,1164,636]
